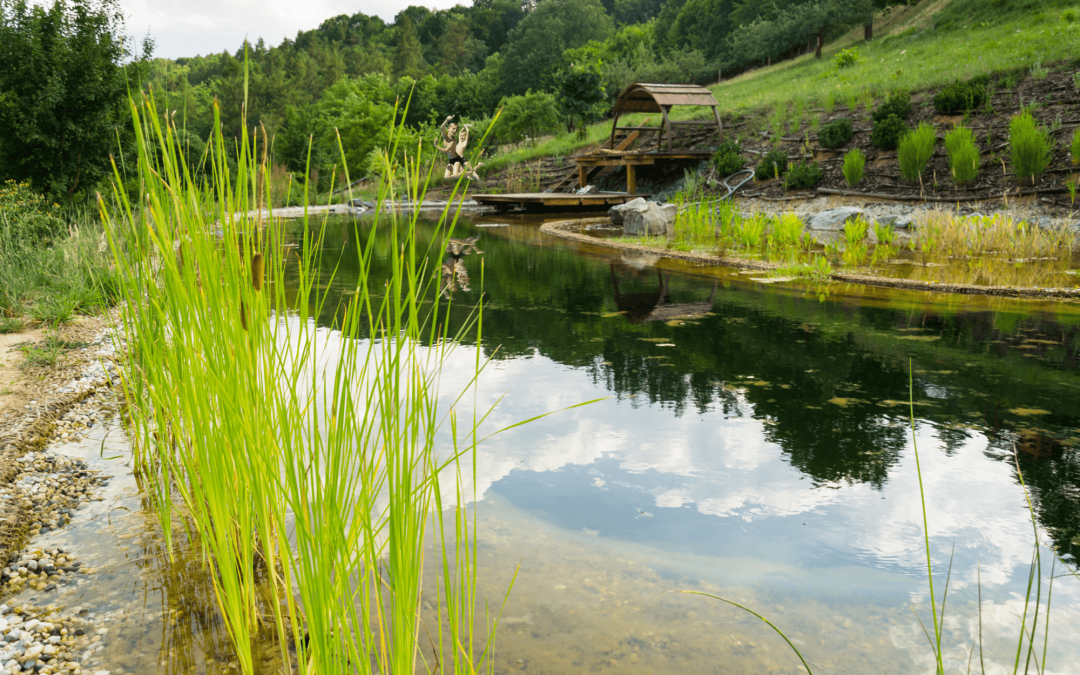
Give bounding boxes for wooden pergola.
[571,83,723,194]
[609,83,722,152]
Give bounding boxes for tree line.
[1,0,916,202]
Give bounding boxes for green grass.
[899,122,938,182]
[843,148,866,186]
[103,92,533,675]
[945,123,980,185]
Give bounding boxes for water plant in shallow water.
[101,92,538,675]
[871,221,898,264]
[911,211,1072,261]
[842,217,870,266]
[766,212,803,261]
[736,212,768,252]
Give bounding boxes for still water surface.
[23,212,1080,674]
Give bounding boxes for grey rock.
[623,200,676,237]
[609,197,646,226]
[806,207,865,244]
[576,184,599,195]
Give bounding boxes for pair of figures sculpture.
[436,115,483,181]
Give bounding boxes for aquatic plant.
[871,221,897,264]
[1009,110,1052,184]
[735,212,768,251]
[842,217,870,266]
[898,122,937,182]
[945,124,980,185]
[842,148,866,186]
[767,212,804,260]
[911,211,1072,261]
[102,91,525,675]
[671,196,724,252]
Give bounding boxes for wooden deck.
[573,149,716,193]
[472,192,648,211]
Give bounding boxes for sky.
[118,0,462,59]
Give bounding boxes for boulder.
[608,197,646,226]
[623,200,676,237]
[807,207,865,244]
[576,184,599,195]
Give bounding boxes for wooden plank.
[613,126,662,132]
[667,120,720,125]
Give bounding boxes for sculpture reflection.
[441,234,482,299]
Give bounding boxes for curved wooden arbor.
[564,83,722,194]
[610,82,722,152]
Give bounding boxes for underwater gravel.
[0,327,122,674]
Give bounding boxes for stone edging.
[539,219,1080,302]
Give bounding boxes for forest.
[134,0,918,192]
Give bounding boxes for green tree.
[0,0,132,201]
[499,0,614,96]
[495,90,562,144]
[557,60,606,138]
[393,16,427,80]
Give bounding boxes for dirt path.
[0,327,45,426]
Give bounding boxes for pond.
[21,210,1080,674]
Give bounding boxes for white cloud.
[116,0,465,59]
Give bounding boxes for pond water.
[18,211,1080,674]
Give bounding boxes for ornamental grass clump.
[944,124,979,185]
[103,91,525,675]
[898,123,937,182]
[1071,127,1080,166]
[1009,110,1052,184]
[842,148,865,186]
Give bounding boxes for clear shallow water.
[14,211,1080,674]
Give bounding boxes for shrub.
[1009,110,1052,183]
[1064,8,1077,22]
[818,118,853,149]
[1071,127,1080,166]
[712,141,745,176]
[833,48,861,69]
[870,114,908,150]
[755,149,789,180]
[843,148,866,186]
[933,78,989,114]
[0,180,66,247]
[899,123,937,182]
[945,124,979,185]
[871,90,911,123]
[784,160,822,190]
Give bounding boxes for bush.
[784,160,822,190]
[818,118,853,149]
[494,90,562,145]
[899,123,937,181]
[843,148,866,186]
[871,90,911,123]
[945,124,980,185]
[870,114,908,150]
[934,78,989,114]
[1009,110,1052,183]
[0,180,66,247]
[1071,127,1080,166]
[833,48,861,69]
[755,149,789,180]
[712,141,745,176]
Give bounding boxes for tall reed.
[103,90,512,675]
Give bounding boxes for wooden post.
[578,165,587,189]
[627,164,636,195]
[660,105,672,151]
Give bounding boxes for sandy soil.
[0,316,110,434]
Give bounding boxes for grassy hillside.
[486,0,1080,174]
